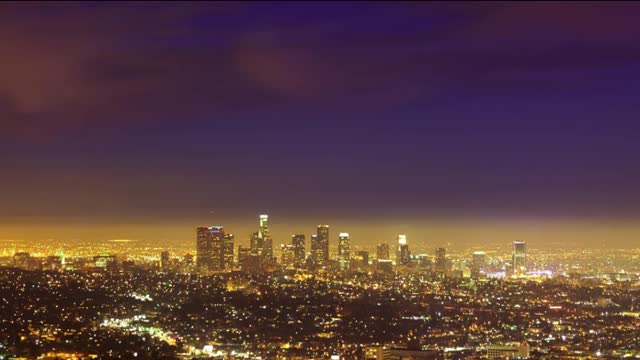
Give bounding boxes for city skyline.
[1,214,639,250]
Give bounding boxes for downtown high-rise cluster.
[195,214,528,277]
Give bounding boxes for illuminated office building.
[312,225,329,266]
[258,214,273,264]
[292,234,306,268]
[258,214,269,236]
[512,241,527,276]
[435,247,447,274]
[338,232,350,271]
[487,342,530,359]
[196,226,225,272]
[183,253,194,270]
[396,235,410,266]
[196,227,214,272]
[376,243,390,260]
[210,226,225,270]
[471,251,486,277]
[281,244,295,268]
[224,233,234,270]
[310,235,319,266]
[249,231,261,264]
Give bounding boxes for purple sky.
[2,2,640,244]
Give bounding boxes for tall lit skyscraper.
[292,234,306,268]
[196,227,214,272]
[281,244,295,268]
[183,253,194,271]
[196,226,225,272]
[396,235,410,266]
[258,214,270,239]
[399,244,410,266]
[512,240,527,276]
[250,231,260,254]
[258,214,273,264]
[312,225,329,266]
[223,233,234,270]
[338,232,350,271]
[310,235,320,266]
[471,251,486,277]
[376,243,390,260]
[435,247,447,274]
[318,225,329,264]
[209,226,225,271]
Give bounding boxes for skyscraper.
[434,247,447,274]
[238,245,251,268]
[196,226,225,272]
[183,253,194,271]
[258,214,273,265]
[292,234,306,268]
[471,251,486,278]
[281,244,295,268]
[396,235,410,266]
[310,235,318,266]
[338,232,350,271]
[399,245,410,266]
[223,233,234,270]
[258,214,270,240]
[196,227,214,272]
[376,243,390,260]
[209,226,225,271]
[312,225,329,266]
[250,231,260,255]
[512,240,527,276]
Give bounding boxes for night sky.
[2,2,640,248]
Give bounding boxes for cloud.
[1,2,640,141]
